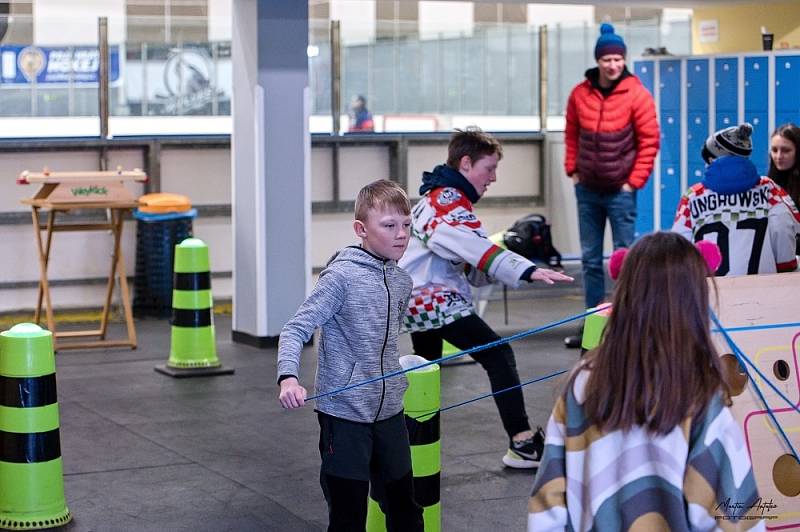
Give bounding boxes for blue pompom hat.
[594,23,626,60]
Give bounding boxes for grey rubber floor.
[45,279,588,531]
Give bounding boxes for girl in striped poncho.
[528,231,764,531]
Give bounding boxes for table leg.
[99,210,120,338]
[32,208,57,334]
[115,211,137,348]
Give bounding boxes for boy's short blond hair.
[355,179,411,222]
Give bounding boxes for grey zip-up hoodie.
[277,246,413,423]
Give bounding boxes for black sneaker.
[502,426,545,469]
[564,335,582,349]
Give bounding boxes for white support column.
[231,0,311,347]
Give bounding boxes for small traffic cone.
[581,305,612,352]
[438,340,475,367]
[155,238,233,378]
[367,355,441,532]
[0,323,72,530]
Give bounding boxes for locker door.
[634,60,655,95]
[633,59,656,237]
[687,59,709,111]
[688,112,710,166]
[660,162,681,230]
[775,56,800,117]
[660,111,681,163]
[745,112,769,175]
[636,177,655,238]
[716,111,736,130]
[744,56,769,113]
[715,57,738,112]
[659,60,681,111]
[688,163,705,187]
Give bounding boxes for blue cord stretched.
[305,304,608,402]
[710,310,799,463]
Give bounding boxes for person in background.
[348,94,374,132]
[768,123,800,254]
[562,22,660,349]
[400,127,573,469]
[277,180,423,532]
[672,123,800,276]
[528,231,763,531]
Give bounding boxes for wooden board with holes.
[712,272,800,528]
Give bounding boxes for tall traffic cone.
[0,323,71,530]
[367,355,441,532]
[155,238,233,378]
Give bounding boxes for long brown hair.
[768,123,800,209]
[582,232,729,435]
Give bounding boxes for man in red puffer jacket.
[563,23,660,348]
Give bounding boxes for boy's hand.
[279,377,307,409]
[530,268,574,285]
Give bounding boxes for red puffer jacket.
[564,72,659,192]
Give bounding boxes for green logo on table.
[71,185,108,197]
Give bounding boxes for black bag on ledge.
[503,214,563,269]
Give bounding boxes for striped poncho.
[528,369,765,531]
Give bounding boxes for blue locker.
[687,112,710,165]
[777,112,800,129]
[688,163,705,187]
[744,56,769,113]
[660,162,681,230]
[775,55,800,114]
[659,60,681,111]
[715,111,736,130]
[687,59,709,111]
[635,177,655,238]
[715,57,738,112]
[634,59,656,238]
[634,60,655,95]
[745,111,769,174]
[660,110,681,163]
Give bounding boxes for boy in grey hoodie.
[277,179,424,532]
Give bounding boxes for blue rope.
[410,368,568,421]
[711,321,800,333]
[710,310,799,463]
[710,313,800,417]
[305,304,610,402]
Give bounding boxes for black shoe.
[564,335,582,349]
[502,426,545,469]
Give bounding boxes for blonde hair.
[354,179,411,222]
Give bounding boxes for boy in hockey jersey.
[399,127,573,468]
[672,123,800,275]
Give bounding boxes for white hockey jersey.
[672,156,800,276]
[399,186,536,332]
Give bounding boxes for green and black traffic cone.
[155,238,233,378]
[0,323,72,530]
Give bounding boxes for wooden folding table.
[18,168,148,350]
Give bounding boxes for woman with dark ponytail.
[769,123,800,254]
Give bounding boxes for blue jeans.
[575,183,637,309]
